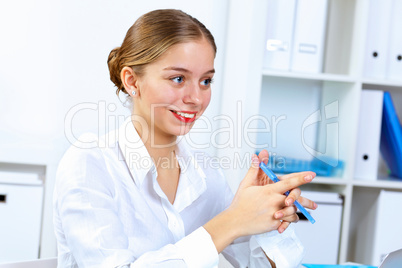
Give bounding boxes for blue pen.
[259,162,316,224]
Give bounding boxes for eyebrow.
[163,66,215,75]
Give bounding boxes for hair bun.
[107,47,124,93]
[109,47,119,60]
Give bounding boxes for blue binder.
[380,92,402,179]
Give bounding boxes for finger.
[258,149,269,165]
[269,172,315,194]
[285,187,301,206]
[238,154,260,189]
[282,215,299,224]
[278,171,316,181]
[278,213,299,233]
[297,196,318,210]
[278,221,291,233]
[278,211,300,233]
[257,168,270,186]
[274,205,297,220]
[255,150,270,186]
[258,173,270,186]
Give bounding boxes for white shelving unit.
[220,0,402,265]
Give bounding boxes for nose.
[182,82,202,105]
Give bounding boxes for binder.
[262,0,296,71]
[355,190,402,266]
[379,248,402,268]
[380,92,402,179]
[354,90,384,181]
[290,0,328,73]
[294,191,343,264]
[386,0,402,81]
[363,0,393,79]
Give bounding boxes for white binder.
[262,0,296,71]
[354,90,384,181]
[294,191,343,264]
[363,0,393,79]
[386,0,402,81]
[290,0,328,73]
[355,190,402,266]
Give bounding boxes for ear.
[121,67,140,97]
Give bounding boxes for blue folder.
[256,155,344,177]
[380,92,402,179]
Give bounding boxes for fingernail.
[278,227,284,233]
[314,202,318,209]
[286,198,294,206]
[304,174,313,182]
[275,212,283,219]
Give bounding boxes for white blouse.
[53,117,305,268]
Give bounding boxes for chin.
[170,124,194,137]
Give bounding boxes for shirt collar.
[118,116,155,186]
[117,116,208,205]
[173,138,207,212]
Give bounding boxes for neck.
[132,118,178,163]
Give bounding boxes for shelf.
[362,78,402,88]
[352,177,402,190]
[274,176,402,189]
[273,176,348,185]
[273,174,348,186]
[262,69,356,83]
[312,177,349,185]
[309,177,402,189]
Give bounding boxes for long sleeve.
[56,185,219,267]
[130,227,218,267]
[53,142,219,268]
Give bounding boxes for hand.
[273,172,318,233]
[254,150,318,233]
[239,150,317,233]
[228,154,316,237]
[237,150,271,188]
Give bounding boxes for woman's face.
[133,38,215,141]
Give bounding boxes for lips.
[170,110,197,123]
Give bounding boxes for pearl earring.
[131,91,136,96]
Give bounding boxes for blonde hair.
[107,9,217,96]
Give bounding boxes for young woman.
[53,9,317,268]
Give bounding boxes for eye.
[171,76,184,84]
[200,78,213,86]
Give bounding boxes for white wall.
[0,0,229,259]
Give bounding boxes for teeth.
[174,111,195,118]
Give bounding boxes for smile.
[170,110,197,123]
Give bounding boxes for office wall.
[0,0,229,258]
